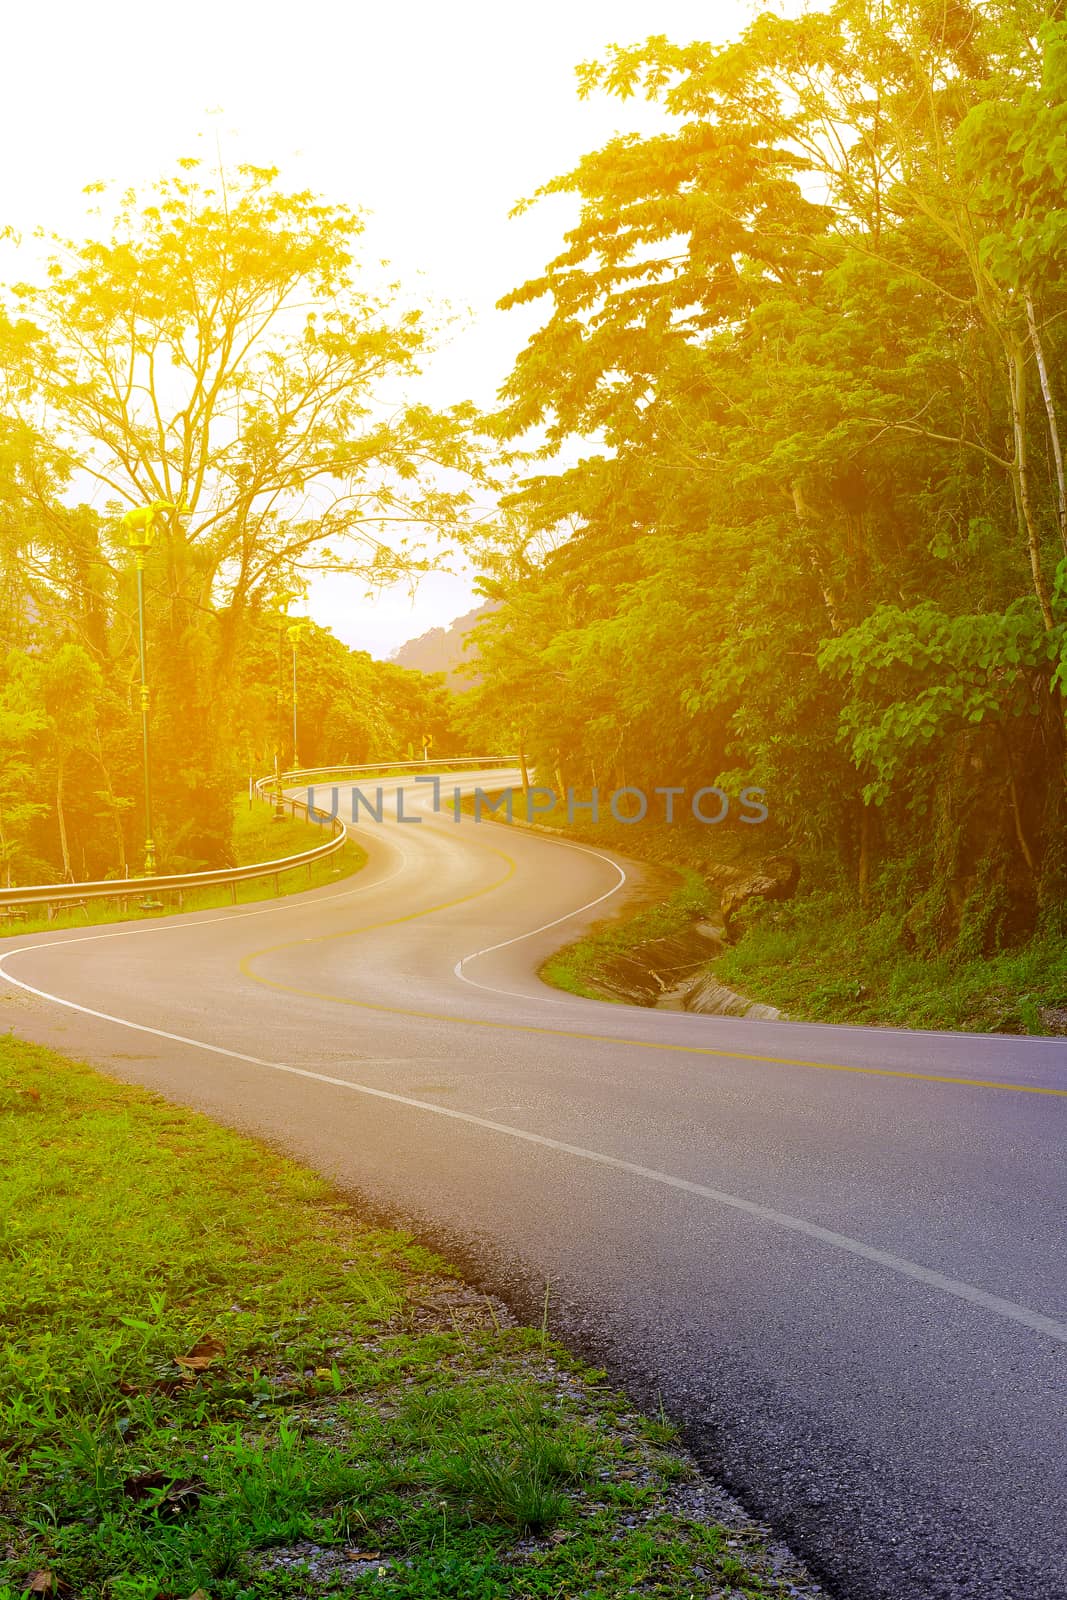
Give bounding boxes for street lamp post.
[122,500,173,902]
[286,622,309,769]
[274,621,287,820]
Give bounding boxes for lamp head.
[122,499,177,551]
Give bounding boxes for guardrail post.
[230,882,237,905]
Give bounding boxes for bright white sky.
[2,0,756,658]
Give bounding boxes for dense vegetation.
[3,0,1066,1005]
[0,594,457,883]
[0,166,467,883]
[459,0,1067,975]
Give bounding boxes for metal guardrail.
[0,789,345,920]
[254,755,519,799]
[0,758,517,921]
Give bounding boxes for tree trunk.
[56,756,72,881]
[858,797,872,907]
[1001,734,1037,878]
[108,803,128,878]
[93,740,128,877]
[517,731,531,801]
[1026,295,1067,560]
[793,481,842,635]
[1007,337,1055,631]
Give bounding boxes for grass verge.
[0,800,365,940]
[540,875,714,1003]
[460,790,1067,1034]
[713,890,1067,1035]
[0,1036,820,1600]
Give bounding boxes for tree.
[470,0,1067,946]
[5,162,480,859]
[30,645,105,880]
[0,671,45,888]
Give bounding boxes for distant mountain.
[391,602,494,691]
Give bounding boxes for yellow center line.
[238,832,1067,1102]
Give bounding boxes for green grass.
[0,1035,813,1600]
[464,789,1067,1034]
[541,874,713,1002]
[714,890,1067,1034]
[545,875,1067,1032]
[0,798,365,939]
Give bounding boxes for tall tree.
[5,162,479,858]
[472,0,1067,947]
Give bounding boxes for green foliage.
[0,617,459,883]
[0,1036,801,1600]
[463,0,1067,953]
[819,599,1059,801]
[712,885,1067,1032]
[1,161,480,873]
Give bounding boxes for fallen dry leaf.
[343,1550,382,1561]
[173,1335,225,1372]
[22,1573,56,1598]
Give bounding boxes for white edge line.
[0,955,1064,1347]
[452,839,626,1005]
[448,806,629,1005]
[3,771,1065,1347]
[0,802,411,960]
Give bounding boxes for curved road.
[2,769,1065,1600]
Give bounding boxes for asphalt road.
[3,768,1066,1600]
